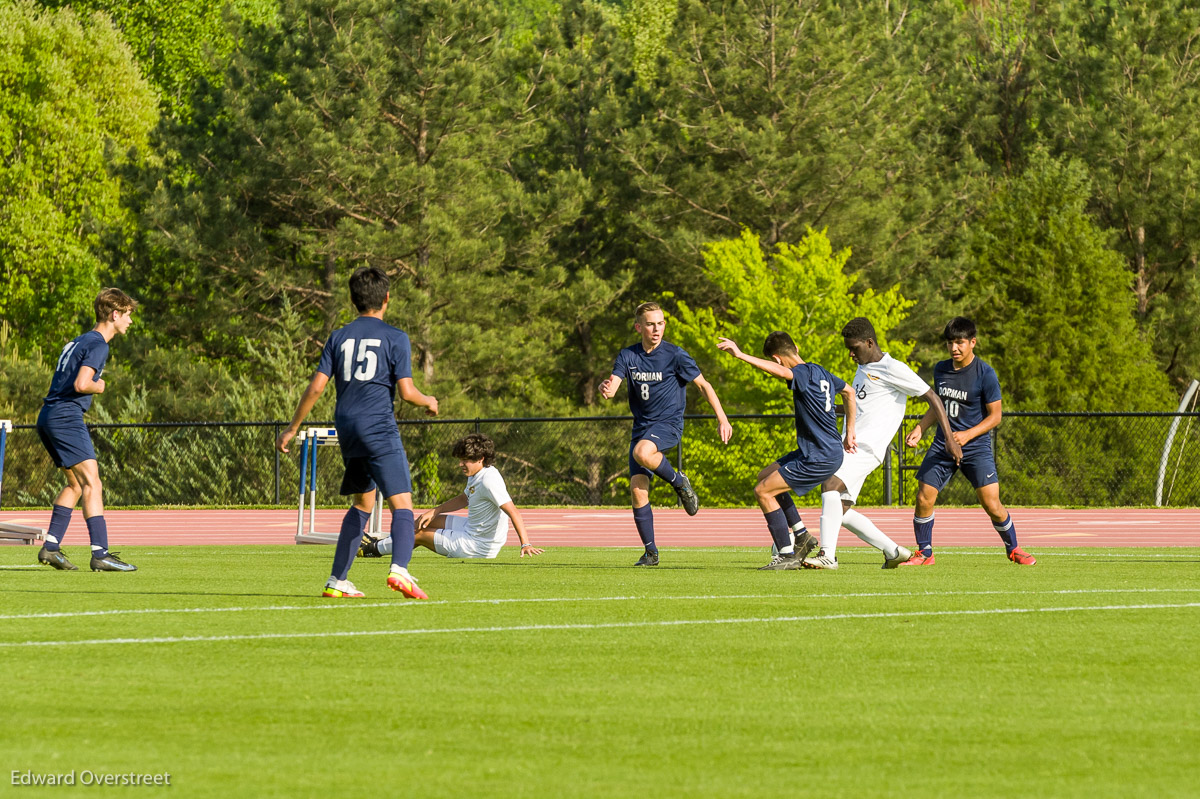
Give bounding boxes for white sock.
[818,491,843,559]
[842,508,899,556]
[377,536,393,555]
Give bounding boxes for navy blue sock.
[764,508,792,554]
[993,514,1018,552]
[776,492,803,531]
[632,504,656,553]
[331,507,369,580]
[651,457,681,487]
[85,516,109,559]
[914,515,934,557]
[389,509,416,569]
[45,505,72,551]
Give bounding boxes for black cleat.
[90,552,137,572]
[758,552,802,570]
[37,546,78,571]
[795,531,820,560]
[358,533,383,558]
[634,550,660,567]
[674,472,700,516]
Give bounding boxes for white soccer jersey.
[464,465,512,542]
[849,353,930,460]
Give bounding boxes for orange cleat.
[386,567,429,599]
[897,551,935,567]
[1007,547,1036,565]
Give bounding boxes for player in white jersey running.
[802,317,962,570]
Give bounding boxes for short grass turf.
[1,545,1198,798]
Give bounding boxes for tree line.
[2,0,1193,430]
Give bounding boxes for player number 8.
[639,383,650,401]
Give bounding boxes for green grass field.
[2,545,1198,798]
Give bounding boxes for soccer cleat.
[882,545,913,570]
[1007,547,1037,565]
[37,546,78,571]
[358,534,383,558]
[758,552,802,570]
[802,549,839,570]
[897,551,935,567]
[386,567,429,599]
[322,578,364,598]
[634,550,660,567]
[674,472,700,516]
[795,531,820,561]
[90,552,137,572]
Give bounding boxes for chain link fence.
[1,412,1197,508]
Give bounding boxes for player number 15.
[340,338,381,381]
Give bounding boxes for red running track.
[1,507,1196,547]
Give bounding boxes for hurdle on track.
[294,427,383,545]
[0,420,46,545]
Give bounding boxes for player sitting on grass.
[901,316,1035,566]
[277,266,439,599]
[801,317,961,571]
[35,288,139,573]
[599,301,733,567]
[359,434,543,560]
[717,332,856,570]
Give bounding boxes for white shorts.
[832,448,883,505]
[433,515,506,559]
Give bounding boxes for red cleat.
[897,551,935,567]
[1007,547,1036,565]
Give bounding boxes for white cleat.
[802,549,839,570]
[882,545,913,570]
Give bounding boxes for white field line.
[2,587,1200,622]
[3,602,1198,649]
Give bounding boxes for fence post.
[883,443,893,505]
[896,429,905,506]
[474,418,481,434]
[273,423,281,505]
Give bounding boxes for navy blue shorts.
[339,447,413,499]
[36,407,95,469]
[629,423,683,479]
[775,449,842,495]
[916,445,999,491]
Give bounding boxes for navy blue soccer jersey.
[611,341,701,435]
[317,316,413,456]
[788,363,846,463]
[931,357,1002,454]
[42,331,108,414]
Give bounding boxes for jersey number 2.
[340,338,382,381]
[819,380,832,412]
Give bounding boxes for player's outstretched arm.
[501,501,543,557]
[839,383,858,453]
[397,377,438,416]
[598,375,622,400]
[691,374,734,444]
[277,372,330,453]
[907,405,936,448]
[918,389,962,462]
[416,493,469,530]
[716,338,794,381]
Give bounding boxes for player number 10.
[340,338,382,381]
[947,400,960,418]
